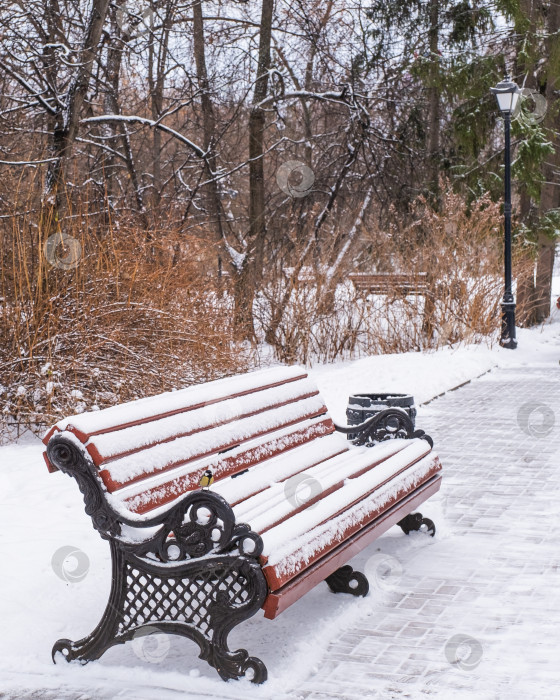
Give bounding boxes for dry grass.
[0,204,252,439]
[258,186,512,363]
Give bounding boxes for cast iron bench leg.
[52,540,127,665]
[52,539,269,682]
[325,565,369,596]
[397,512,436,537]
[325,512,436,598]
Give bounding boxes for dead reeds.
[1,182,523,438]
[0,196,252,439]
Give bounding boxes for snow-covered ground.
[1,280,559,699]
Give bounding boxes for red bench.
[43,365,442,683]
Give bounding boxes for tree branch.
[81,115,205,157]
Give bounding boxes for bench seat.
[252,444,438,588]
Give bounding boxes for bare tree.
[43,0,111,205]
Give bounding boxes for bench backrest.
[43,366,344,517]
[349,272,428,294]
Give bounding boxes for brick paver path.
[293,366,560,700]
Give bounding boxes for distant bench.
[349,272,429,297]
[43,366,442,683]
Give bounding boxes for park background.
[1,0,559,438]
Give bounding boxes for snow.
[113,417,336,520]
[48,365,307,438]
[309,316,560,423]
[266,452,439,582]
[194,424,345,506]
[1,291,559,698]
[234,439,418,536]
[223,240,246,271]
[87,375,319,462]
[100,392,326,488]
[261,444,436,568]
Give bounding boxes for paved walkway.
[293,366,560,700]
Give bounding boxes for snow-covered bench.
[43,365,442,683]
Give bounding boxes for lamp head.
[490,76,520,115]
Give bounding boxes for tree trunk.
[519,0,559,324]
[39,0,110,297]
[236,0,274,340]
[533,0,560,321]
[104,4,147,225]
[148,28,160,212]
[103,3,123,208]
[532,237,556,321]
[43,0,111,202]
[192,0,226,278]
[427,0,440,204]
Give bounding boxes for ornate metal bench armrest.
[45,434,263,556]
[333,407,433,447]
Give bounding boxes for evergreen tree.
[361,0,558,322]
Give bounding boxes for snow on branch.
[224,240,247,272]
[258,88,351,108]
[324,185,374,287]
[81,115,205,158]
[0,158,57,166]
[75,137,129,162]
[0,59,57,115]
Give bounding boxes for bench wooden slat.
[261,452,441,592]
[42,365,308,446]
[256,439,431,552]
[351,273,427,280]
[349,272,428,296]
[232,439,411,531]
[119,418,339,515]
[262,473,442,619]
[85,377,320,466]
[211,430,348,506]
[98,393,329,492]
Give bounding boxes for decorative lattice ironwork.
[118,562,252,637]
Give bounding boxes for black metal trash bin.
[346,393,416,440]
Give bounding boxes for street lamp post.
[490,76,520,349]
